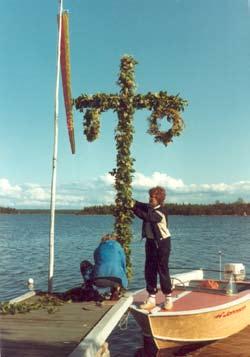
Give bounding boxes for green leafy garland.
[75,93,187,146]
[113,56,137,279]
[83,109,100,141]
[74,56,187,279]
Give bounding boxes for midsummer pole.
[48,0,63,293]
[74,56,187,278]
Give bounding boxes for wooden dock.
[191,325,250,357]
[0,291,132,357]
[135,325,250,356]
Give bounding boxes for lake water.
[1,214,250,356]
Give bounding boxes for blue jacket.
[93,240,128,289]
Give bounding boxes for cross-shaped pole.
[74,55,187,278]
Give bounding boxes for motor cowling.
[224,263,246,281]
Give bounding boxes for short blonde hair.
[101,233,118,242]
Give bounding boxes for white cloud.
[0,178,22,198]
[132,172,185,190]
[179,183,231,194]
[99,172,185,190]
[25,186,49,201]
[99,173,115,185]
[1,174,250,208]
[98,173,250,204]
[233,181,250,191]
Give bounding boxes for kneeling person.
[81,233,128,300]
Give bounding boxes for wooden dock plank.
[136,324,250,356]
[191,325,250,356]
[1,341,75,357]
[0,296,114,357]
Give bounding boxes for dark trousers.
[145,238,172,295]
[80,260,121,288]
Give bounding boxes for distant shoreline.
[1,202,249,216]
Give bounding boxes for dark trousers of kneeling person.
[145,238,172,295]
[80,261,121,300]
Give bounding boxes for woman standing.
[132,186,173,310]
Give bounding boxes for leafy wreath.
[148,108,185,146]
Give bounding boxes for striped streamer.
[60,11,75,154]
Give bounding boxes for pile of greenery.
[0,294,66,315]
[0,286,114,315]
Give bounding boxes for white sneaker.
[164,296,173,310]
[139,295,156,310]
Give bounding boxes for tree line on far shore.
[1,199,249,216]
[77,200,250,216]
[0,207,18,214]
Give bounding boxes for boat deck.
[132,281,250,313]
[0,293,116,357]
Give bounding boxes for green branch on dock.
[0,295,67,315]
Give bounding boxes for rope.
[118,310,130,331]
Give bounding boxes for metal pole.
[48,0,63,293]
[219,251,222,280]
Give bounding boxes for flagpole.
[48,0,63,293]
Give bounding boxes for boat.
[130,266,250,352]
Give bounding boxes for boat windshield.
[175,279,250,295]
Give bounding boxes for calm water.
[1,214,250,356]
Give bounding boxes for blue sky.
[1,0,250,208]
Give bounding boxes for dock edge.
[68,293,133,357]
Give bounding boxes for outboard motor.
[224,263,246,281]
